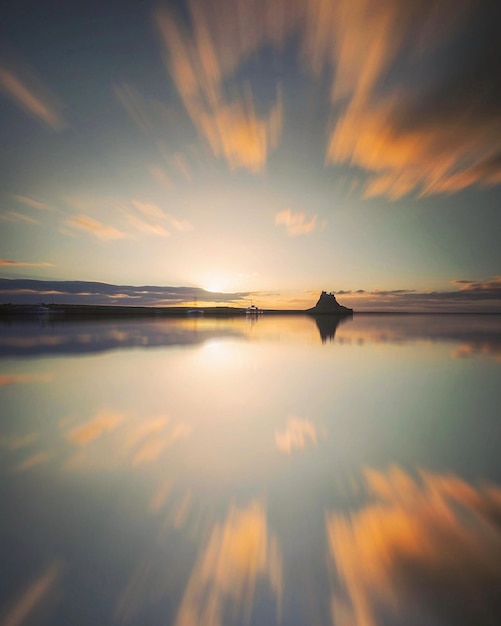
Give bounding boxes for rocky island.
[306,291,353,315]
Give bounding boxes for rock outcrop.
[307,291,353,314]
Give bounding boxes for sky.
[0,0,500,311]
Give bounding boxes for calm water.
[1,314,500,626]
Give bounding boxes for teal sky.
[1,0,500,310]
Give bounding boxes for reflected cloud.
[327,467,501,626]
[1,560,63,626]
[149,478,173,513]
[275,417,317,454]
[172,491,192,530]
[175,501,282,626]
[63,411,194,473]
[66,409,126,446]
[0,372,52,386]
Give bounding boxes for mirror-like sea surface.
[1,314,500,626]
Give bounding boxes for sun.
[203,274,229,293]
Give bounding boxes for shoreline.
[1,304,499,321]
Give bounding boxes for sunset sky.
[1,0,500,310]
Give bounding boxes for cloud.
[275,417,318,454]
[127,215,170,237]
[64,215,126,240]
[0,259,53,268]
[175,501,282,626]
[332,277,501,311]
[131,200,166,221]
[155,3,284,172]
[0,278,250,307]
[327,467,501,626]
[128,200,192,235]
[0,62,65,130]
[317,0,501,198]
[13,195,49,210]
[15,451,51,472]
[1,560,64,626]
[275,208,318,236]
[167,215,193,232]
[0,210,39,225]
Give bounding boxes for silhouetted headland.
[306,291,353,315]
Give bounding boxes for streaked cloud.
[0,62,65,130]
[327,467,501,626]
[0,278,250,307]
[0,433,38,450]
[155,3,284,172]
[64,215,127,240]
[15,451,51,472]
[168,215,193,232]
[127,215,170,237]
[0,259,53,268]
[13,195,50,210]
[0,210,39,224]
[131,200,166,221]
[275,209,318,236]
[316,0,501,198]
[275,417,318,454]
[1,560,64,626]
[175,501,282,626]
[330,277,501,312]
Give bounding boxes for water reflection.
[0,314,500,625]
[1,314,500,358]
[327,467,501,626]
[313,315,346,343]
[175,502,282,626]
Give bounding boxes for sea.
[1,313,500,626]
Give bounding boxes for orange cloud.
[275,208,318,236]
[0,211,39,225]
[64,215,126,240]
[155,3,284,172]
[15,451,51,472]
[315,0,501,198]
[327,466,501,626]
[127,215,170,237]
[13,195,50,210]
[1,560,63,626]
[0,64,65,130]
[0,259,53,268]
[175,501,282,626]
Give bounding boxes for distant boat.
[246,305,261,316]
[187,308,204,317]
